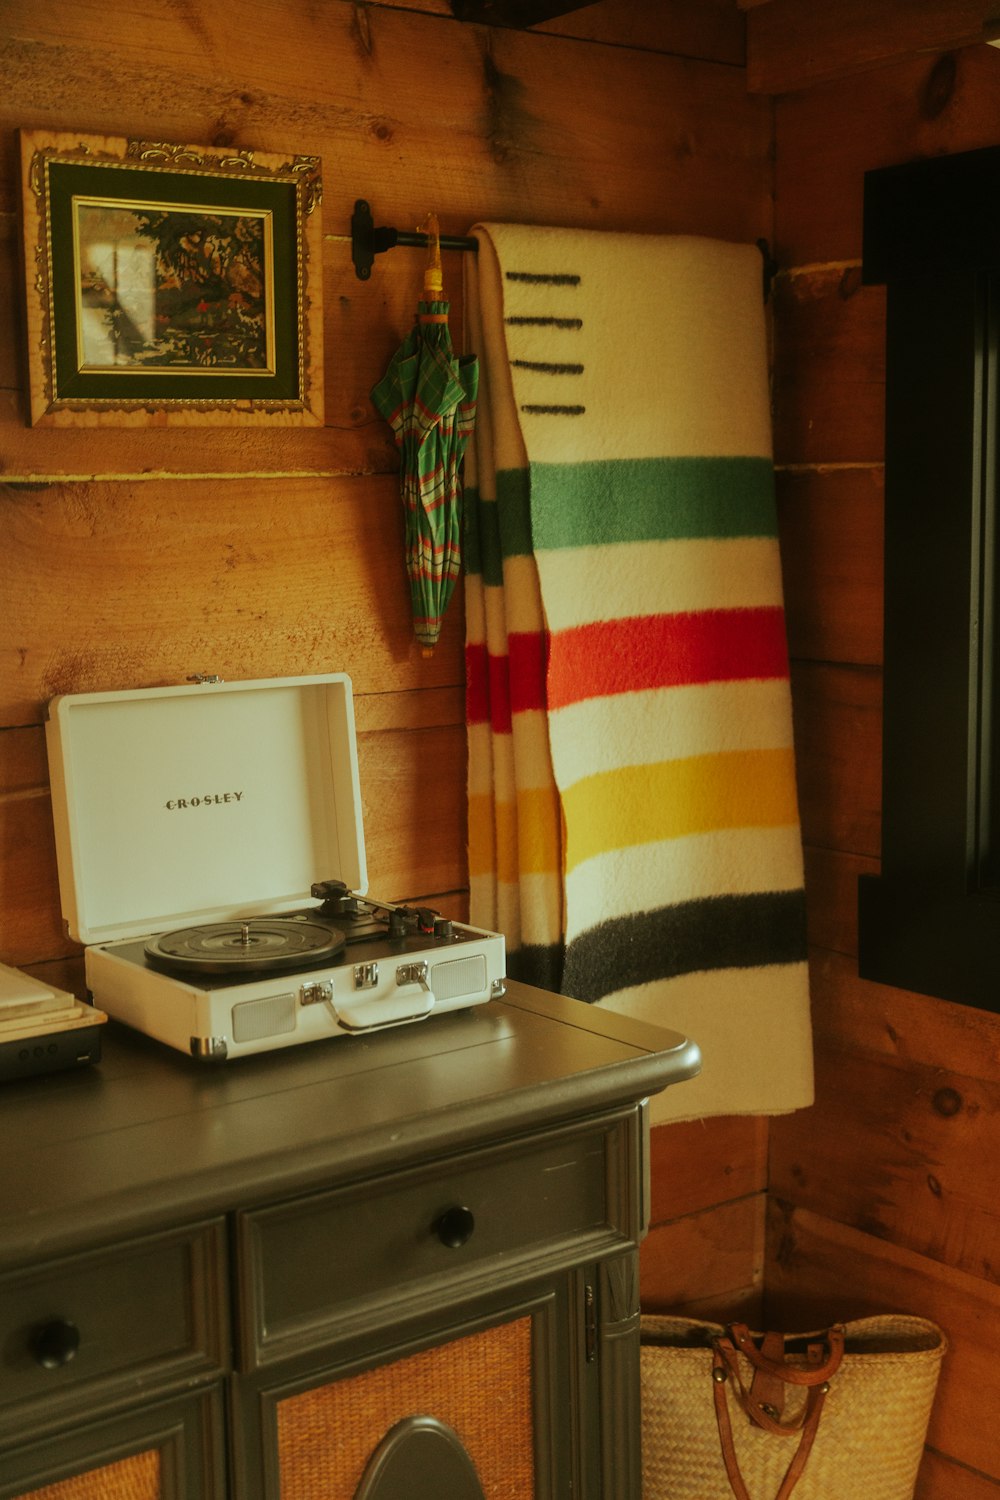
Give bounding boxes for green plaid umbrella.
[371,260,479,655]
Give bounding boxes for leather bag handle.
[725,1323,845,1387]
[712,1346,829,1500]
[713,1325,843,1439]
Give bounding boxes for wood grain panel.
[0,2,769,235]
[747,0,997,93]
[648,1115,768,1225]
[773,44,1000,264]
[790,661,882,858]
[640,1195,765,1318]
[802,947,1000,1081]
[357,720,466,899]
[353,685,464,735]
[0,213,18,394]
[0,731,68,966]
[0,474,465,726]
[19,953,86,999]
[772,268,886,468]
[763,1204,1000,1481]
[802,844,877,956]
[777,465,884,668]
[382,0,747,63]
[917,1449,1000,1500]
[769,1045,1000,1283]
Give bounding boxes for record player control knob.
[435,1205,476,1249]
[31,1319,80,1369]
[434,918,454,939]
[388,908,409,939]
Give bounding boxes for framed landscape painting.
[17,130,324,426]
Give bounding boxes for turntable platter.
[144,917,346,975]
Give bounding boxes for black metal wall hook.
[351,200,480,280]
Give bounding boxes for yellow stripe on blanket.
[561,748,800,873]
[467,785,563,882]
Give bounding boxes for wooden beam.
[746,0,1000,94]
[449,0,593,23]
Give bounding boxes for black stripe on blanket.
[520,404,586,416]
[505,271,581,285]
[511,359,584,375]
[507,941,565,994]
[560,889,808,1005]
[506,316,583,329]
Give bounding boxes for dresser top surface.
[0,982,698,1269]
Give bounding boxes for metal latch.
[396,961,428,986]
[300,980,334,1007]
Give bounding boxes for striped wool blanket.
[463,224,813,1121]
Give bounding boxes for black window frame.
[859,144,1000,1012]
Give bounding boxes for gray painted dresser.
[0,983,699,1499]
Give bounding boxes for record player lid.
[45,674,368,946]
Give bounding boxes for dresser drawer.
[237,1111,640,1368]
[0,1220,228,1440]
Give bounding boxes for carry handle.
[725,1323,845,1387]
[712,1355,828,1500]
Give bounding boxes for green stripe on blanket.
[472,458,777,586]
[530,456,779,550]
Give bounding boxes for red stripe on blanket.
[547,608,790,709]
[465,635,549,732]
[465,643,491,725]
[509,631,548,715]
[465,646,514,733]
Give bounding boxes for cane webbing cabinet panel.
[17,1450,160,1500]
[274,1316,535,1499]
[0,983,698,1499]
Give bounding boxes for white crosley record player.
[45,673,506,1061]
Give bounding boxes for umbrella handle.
[422,212,443,298]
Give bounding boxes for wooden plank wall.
[0,0,772,1311]
[767,38,1000,1498]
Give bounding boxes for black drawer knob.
[31,1318,80,1369]
[435,1205,475,1248]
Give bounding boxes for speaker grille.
[276,1317,534,1499]
[231,991,296,1043]
[430,955,488,1002]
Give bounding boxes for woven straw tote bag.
[640,1314,946,1500]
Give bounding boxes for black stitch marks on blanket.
[505,271,581,285]
[505,316,583,329]
[511,359,584,375]
[520,404,586,416]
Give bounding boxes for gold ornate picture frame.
[18,130,324,427]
